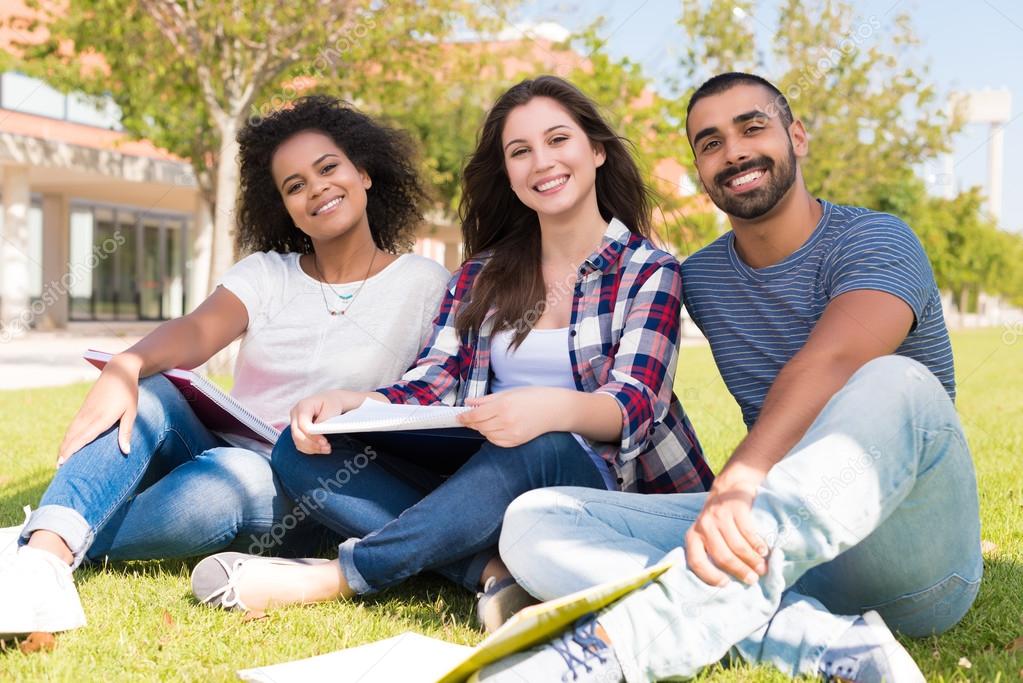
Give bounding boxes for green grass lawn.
[1,327,1021,681]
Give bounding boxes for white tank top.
[490,327,577,393]
[490,327,615,490]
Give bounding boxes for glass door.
[163,219,185,318]
[68,208,94,320]
[139,216,162,319]
[68,203,188,321]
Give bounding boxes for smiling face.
[686,83,806,221]
[271,130,372,242]
[501,96,606,223]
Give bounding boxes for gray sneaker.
[476,576,540,633]
[469,614,624,683]
[191,551,330,612]
[819,610,925,683]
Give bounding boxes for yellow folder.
[436,558,673,682]
[236,559,674,683]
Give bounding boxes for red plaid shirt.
[378,219,713,494]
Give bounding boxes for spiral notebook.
[83,350,281,445]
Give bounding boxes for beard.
[705,145,797,220]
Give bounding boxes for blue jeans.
[271,430,608,594]
[20,374,313,569]
[500,356,982,680]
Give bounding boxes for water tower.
[949,88,1013,223]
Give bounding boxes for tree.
[355,21,722,251]
[669,0,1023,307]
[9,0,511,293]
[913,187,1023,310]
[675,0,955,208]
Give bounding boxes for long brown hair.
[456,75,653,347]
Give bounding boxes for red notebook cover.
[83,350,281,445]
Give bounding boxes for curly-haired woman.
[0,96,450,638]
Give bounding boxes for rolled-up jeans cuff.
[596,546,690,683]
[464,548,497,592]
[338,537,374,595]
[598,608,646,683]
[21,505,93,570]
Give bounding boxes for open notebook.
[305,398,471,434]
[83,350,281,445]
[307,399,485,475]
[237,559,674,683]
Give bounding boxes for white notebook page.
[306,398,472,435]
[237,632,472,683]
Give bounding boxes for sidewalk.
[0,331,144,390]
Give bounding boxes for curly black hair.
[236,95,428,254]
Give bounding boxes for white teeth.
[730,170,764,188]
[314,197,342,215]
[536,176,568,192]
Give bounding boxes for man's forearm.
[720,349,865,482]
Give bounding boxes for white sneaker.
[0,506,32,563]
[0,546,86,639]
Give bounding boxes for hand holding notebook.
[305,398,472,434]
[304,399,484,475]
[83,350,281,445]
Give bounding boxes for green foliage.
[13,1,211,198]
[344,48,512,214]
[911,186,1023,308]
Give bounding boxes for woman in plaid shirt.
[193,76,714,627]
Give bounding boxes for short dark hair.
[236,95,428,255]
[686,72,794,130]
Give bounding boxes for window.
[0,71,122,130]
[68,202,189,321]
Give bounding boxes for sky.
[510,0,1023,233]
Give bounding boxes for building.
[0,69,202,335]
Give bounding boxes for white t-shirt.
[217,251,450,454]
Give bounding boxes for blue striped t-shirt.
[681,199,955,428]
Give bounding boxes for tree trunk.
[202,118,242,377]
[189,194,215,312]
[208,119,241,295]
